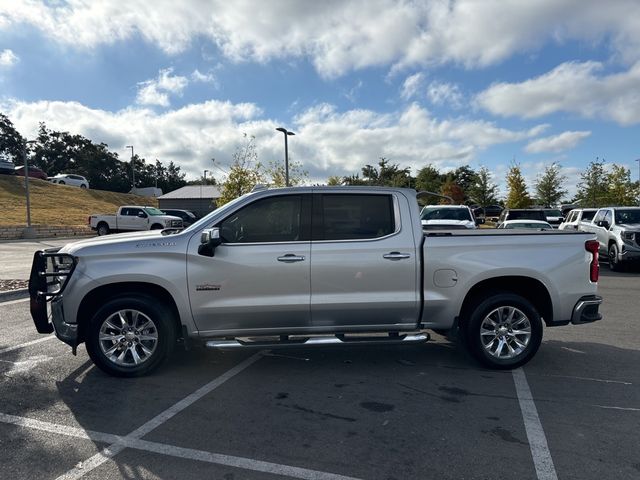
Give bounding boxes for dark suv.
[497,209,547,227]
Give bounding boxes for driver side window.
[219,195,303,243]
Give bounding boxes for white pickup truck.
[88,206,183,235]
[30,187,602,377]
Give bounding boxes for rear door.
[310,192,419,330]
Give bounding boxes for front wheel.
[608,243,622,272]
[85,295,176,377]
[462,293,542,369]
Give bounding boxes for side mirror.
[198,227,222,257]
[597,220,610,229]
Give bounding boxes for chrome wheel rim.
[480,306,531,359]
[99,309,158,367]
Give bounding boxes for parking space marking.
[56,351,266,480]
[0,335,55,355]
[0,355,53,374]
[512,368,558,480]
[0,406,361,480]
[0,297,29,306]
[591,405,640,412]
[529,373,632,385]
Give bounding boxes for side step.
[205,333,430,350]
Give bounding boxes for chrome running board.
[205,333,430,350]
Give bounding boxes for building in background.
[157,185,221,218]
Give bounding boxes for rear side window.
[581,210,596,222]
[220,195,304,243]
[318,194,395,240]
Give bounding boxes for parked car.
[0,156,16,175]
[559,208,598,231]
[14,165,48,180]
[49,174,89,188]
[542,208,564,228]
[420,205,480,229]
[497,208,547,227]
[580,207,640,271]
[29,186,602,377]
[161,209,199,227]
[89,206,183,235]
[473,205,503,218]
[497,220,554,230]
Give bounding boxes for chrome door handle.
[383,252,411,260]
[277,254,306,263]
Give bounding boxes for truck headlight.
[622,231,634,244]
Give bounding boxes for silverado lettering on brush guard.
[29,187,602,377]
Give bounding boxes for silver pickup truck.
[29,187,602,377]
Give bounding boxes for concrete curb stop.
[0,288,29,303]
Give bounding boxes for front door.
[187,194,312,334]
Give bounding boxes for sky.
[1,0,640,199]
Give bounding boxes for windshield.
[420,207,472,222]
[144,207,167,216]
[615,209,640,224]
[544,209,562,216]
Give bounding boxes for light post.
[125,145,135,190]
[276,127,295,187]
[22,140,37,238]
[636,158,640,183]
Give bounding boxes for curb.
[0,288,29,303]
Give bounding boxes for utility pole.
[126,145,135,190]
[22,140,37,238]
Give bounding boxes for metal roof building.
[157,185,221,218]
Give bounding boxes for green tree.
[535,162,567,207]
[607,164,639,206]
[266,159,308,187]
[217,135,265,205]
[0,112,25,163]
[326,175,343,186]
[347,158,412,187]
[574,159,609,207]
[505,162,531,208]
[415,164,443,194]
[450,165,478,203]
[468,166,499,207]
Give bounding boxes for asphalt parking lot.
[0,268,639,479]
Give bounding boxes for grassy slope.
[0,175,158,226]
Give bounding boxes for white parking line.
[0,411,360,480]
[512,368,558,480]
[56,351,266,480]
[0,335,55,355]
[0,297,29,306]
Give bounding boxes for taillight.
[585,240,599,282]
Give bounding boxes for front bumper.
[571,295,603,325]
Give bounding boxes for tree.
[607,164,639,206]
[505,162,531,208]
[217,135,265,206]
[344,158,412,187]
[265,159,308,187]
[440,177,465,204]
[535,162,567,207]
[450,165,478,203]
[415,164,443,194]
[468,166,499,207]
[326,175,343,186]
[0,112,25,162]
[574,159,609,207]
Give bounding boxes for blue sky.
[1,1,640,198]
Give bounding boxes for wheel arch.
[76,282,182,343]
[458,276,553,327]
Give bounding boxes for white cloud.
[0,49,18,67]
[3,98,546,183]
[525,131,591,154]
[476,61,640,125]
[400,73,425,100]
[3,1,640,77]
[191,69,217,84]
[426,80,464,109]
[136,68,188,107]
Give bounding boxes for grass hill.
[0,175,158,226]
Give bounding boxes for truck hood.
[59,229,177,255]
[618,223,640,230]
[421,219,476,229]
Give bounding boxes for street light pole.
[636,158,640,183]
[126,145,135,190]
[276,127,295,187]
[22,140,37,237]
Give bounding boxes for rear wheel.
[97,222,110,236]
[59,180,66,185]
[85,294,176,377]
[462,293,542,369]
[80,184,87,189]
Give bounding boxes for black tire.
[80,184,87,189]
[608,243,622,272]
[462,293,542,369]
[59,180,66,185]
[97,222,110,236]
[85,294,176,377]
[150,223,164,230]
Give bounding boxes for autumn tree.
[606,164,639,206]
[217,135,265,206]
[440,177,465,204]
[505,162,531,208]
[535,162,567,207]
[266,159,308,187]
